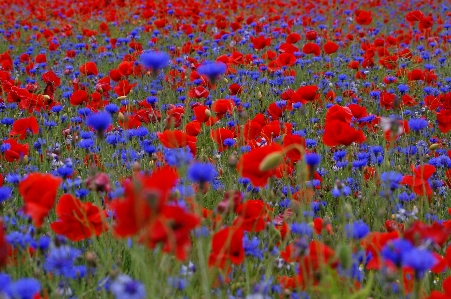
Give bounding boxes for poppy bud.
[223,77,228,83]
[132,162,141,172]
[21,155,29,164]
[257,91,262,99]
[205,109,211,117]
[227,154,238,167]
[117,95,127,100]
[86,251,97,267]
[118,112,125,122]
[42,95,51,100]
[429,143,439,150]
[259,152,283,171]
[337,244,352,270]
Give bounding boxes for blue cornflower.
[223,138,236,147]
[167,277,187,291]
[243,235,263,259]
[0,273,11,293]
[408,118,428,132]
[44,246,82,279]
[331,185,351,198]
[381,239,413,267]
[36,235,51,251]
[164,147,193,167]
[291,223,313,237]
[380,171,403,190]
[402,248,437,279]
[86,111,112,132]
[105,104,119,114]
[110,275,146,299]
[197,61,227,81]
[188,163,217,183]
[345,221,370,239]
[305,153,321,166]
[397,84,409,94]
[139,51,170,70]
[5,278,41,299]
[79,139,95,149]
[0,186,12,203]
[57,166,73,178]
[6,231,34,249]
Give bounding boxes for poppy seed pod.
[259,151,284,172]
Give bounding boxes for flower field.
[1,0,451,298]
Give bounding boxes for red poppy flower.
[302,43,321,56]
[70,90,88,106]
[51,194,107,241]
[140,205,200,261]
[406,10,424,22]
[275,53,296,67]
[188,86,209,99]
[437,109,451,133]
[305,30,318,40]
[211,99,234,118]
[19,173,62,228]
[283,134,306,162]
[250,35,271,50]
[292,85,319,103]
[404,221,450,247]
[111,166,179,237]
[118,61,133,77]
[193,105,210,123]
[9,117,39,140]
[237,143,283,187]
[211,128,235,152]
[229,83,242,95]
[355,10,372,25]
[158,130,197,150]
[79,61,99,76]
[407,69,425,81]
[361,231,400,270]
[114,80,136,96]
[233,200,271,232]
[2,139,29,162]
[323,119,366,146]
[385,220,404,233]
[286,33,301,44]
[401,164,436,196]
[427,276,451,299]
[208,226,244,269]
[0,219,7,269]
[323,41,339,55]
[185,121,202,136]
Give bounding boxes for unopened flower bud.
[259,152,283,172]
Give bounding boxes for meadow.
[0,0,450,298]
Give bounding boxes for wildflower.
[86,111,112,133]
[305,153,321,166]
[139,51,170,71]
[19,173,62,227]
[0,186,12,203]
[44,246,83,278]
[187,163,217,184]
[4,278,40,299]
[381,239,413,267]
[402,248,437,279]
[110,275,146,299]
[346,221,370,239]
[380,171,404,190]
[197,61,227,82]
[408,118,428,132]
[50,194,107,241]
